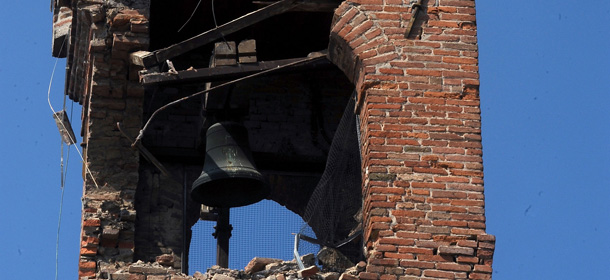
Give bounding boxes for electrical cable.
[178,0,203,32]
[131,54,327,147]
[46,28,96,280]
[211,0,231,49]
[47,33,100,189]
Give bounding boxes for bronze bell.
[191,121,268,207]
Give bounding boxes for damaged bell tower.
[51,0,495,279]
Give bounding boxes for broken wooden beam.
[252,0,340,12]
[140,55,332,86]
[140,0,299,68]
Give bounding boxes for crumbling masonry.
[51,0,495,279]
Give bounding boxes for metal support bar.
[182,168,188,274]
[213,207,232,268]
[293,233,306,270]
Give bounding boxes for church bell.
[191,121,269,207]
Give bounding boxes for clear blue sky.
[1,1,609,279]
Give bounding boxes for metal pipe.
[182,167,188,274]
[215,207,231,268]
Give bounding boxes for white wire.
[47,54,100,189]
[46,31,98,279]
[55,140,69,280]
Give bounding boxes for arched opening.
[137,0,365,273]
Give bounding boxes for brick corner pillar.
[68,1,150,278]
[327,0,495,279]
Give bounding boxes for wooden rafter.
[140,0,301,68]
[140,55,332,86]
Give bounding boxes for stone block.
[238,39,257,63]
[128,264,168,274]
[211,274,235,280]
[438,246,474,256]
[244,257,282,274]
[212,41,237,66]
[318,247,354,271]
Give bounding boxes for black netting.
[303,93,363,263]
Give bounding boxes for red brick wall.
[61,0,494,278]
[327,0,495,279]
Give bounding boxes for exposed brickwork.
[326,0,495,279]
[57,0,493,279]
[60,1,150,278]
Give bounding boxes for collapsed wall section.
[56,0,150,278]
[52,0,496,279]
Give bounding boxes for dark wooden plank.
[142,0,299,68]
[405,0,423,38]
[253,0,340,12]
[141,56,331,86]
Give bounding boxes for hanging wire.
[211,0,231,48]
[49,29,68,280]
[177,0,230,49]
[55,139,71,280]
[46,28,96,280]
[178,0,203,32]
[131,54,326,146]
[46,29,100,189]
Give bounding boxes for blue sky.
[1,1,609,279]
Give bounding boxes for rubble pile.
[197,255,366,280]
[107,254,366,280]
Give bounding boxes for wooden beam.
[140,55,332,86]
[253,0,339,12]
[140,0,299,68]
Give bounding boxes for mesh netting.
[189,94,363,272]
[303,94,363,262]
[189,200,305,273]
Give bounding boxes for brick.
[298,265,320,278]
[436,263,472,272]
[423,270,456,279]
[79,261,96,271]
[473,264,493,273]
[468,272,491,280]
[438,246,475,256]
[359,272,380,280]
[400,260,435,269]
[380,275,397,280]
[80,247,97,256]
[370,258,399,266]
[83,219,101,227]
[456,256,479,264]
